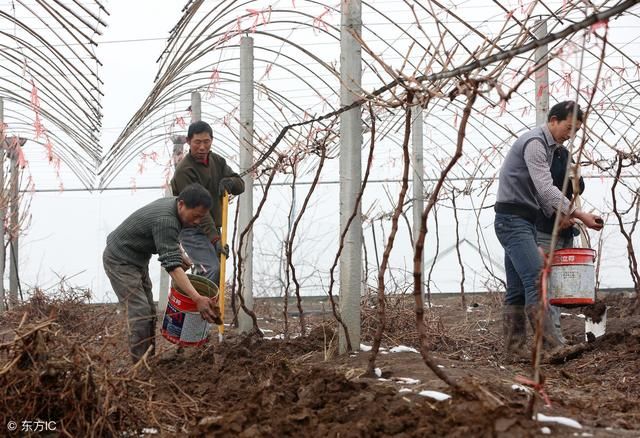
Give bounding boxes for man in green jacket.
[103,183,221,364]
[170,121,245,285]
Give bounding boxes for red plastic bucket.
[161,274,218,347]
[548,248,596,306]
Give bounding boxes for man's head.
[177,183,212,226]
[187,121,214,163]
[547,101,583,144]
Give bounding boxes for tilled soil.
[1,291,639,437]
[150,331,541,438]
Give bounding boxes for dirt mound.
[0,291,151,436]
[0,319,150,436]
[2,291,640,436]
[150,335,540,438]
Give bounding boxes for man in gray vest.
[494,101,603,362]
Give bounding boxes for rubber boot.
[503,305,529,363]
[525,304,563,350]
[549,305,567,345]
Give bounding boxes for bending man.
[103,183,221,364]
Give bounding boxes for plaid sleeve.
[524,139,573,217]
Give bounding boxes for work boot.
[525,304,563,350]
[503,305,530,363]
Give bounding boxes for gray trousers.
[537,231,574,342]
[103,250,156,363]
[179,227,220,285]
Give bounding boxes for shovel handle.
[218,192,229,338]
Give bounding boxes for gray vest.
[496,126,555,213]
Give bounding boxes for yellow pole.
[218,192,229,342]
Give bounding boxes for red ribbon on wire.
[515,375,552,407]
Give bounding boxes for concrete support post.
[9,142,20,307]
[0,98,5,312]
[191,91,202,123]
[238,36,255,334]
[535,20,549,126]
[411,103,425,302]
[159,93,201,312]
[158,203,171,312]
[339,0,363,353]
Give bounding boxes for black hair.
[187,120,213,139]
[548,101,583,122]
[177,183,212,210]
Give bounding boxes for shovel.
[584,301,607,342]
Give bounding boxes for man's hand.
[212,303,223,325]
[582,212,604,231]
[214,240,230,258]
[575,211,604,231]
[195,295,222,324]
[218,178,235,197]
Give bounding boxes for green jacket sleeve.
[220,159,245,195]
[199,213,219,242]
[171,166,200,196]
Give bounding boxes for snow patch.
[512,384,532,394]
[374,367,382,377]
[395,377,420,385]
[398,387,412,394]
[418,390,451,401]
[389,345,419,353]
[263,334,300,340]
[536,413,582,429]
[360,343,372,352]
[540,426,551,434]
